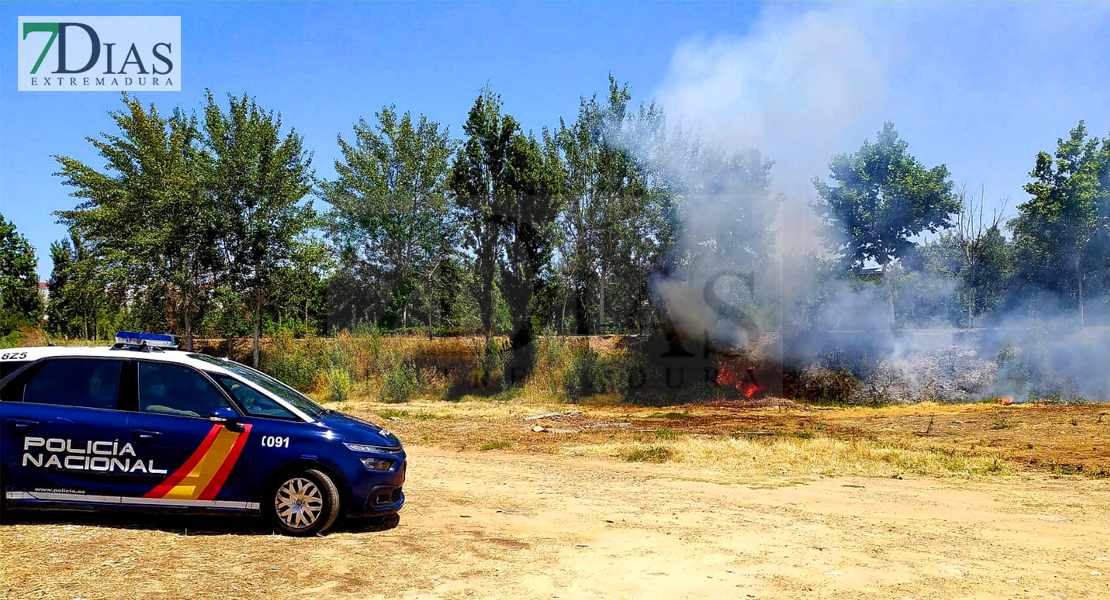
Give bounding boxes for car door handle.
[131,428,162,440]
[8,418,39,430]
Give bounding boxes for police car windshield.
[187,354,328,419]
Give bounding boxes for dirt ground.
[3,401,1110,599]
[2,447,1109,599]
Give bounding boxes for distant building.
[857,267,884,281]
[37,282,50,304]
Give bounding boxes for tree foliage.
[813,122,959,320]
[1010,121,1110,326]
[449,86,523,339]
[30,84,1108,355]
[324,105,454,336]
[0,214,44,328]
[202,91,315,365]
[55,95,216,349]
[54,93,317,352]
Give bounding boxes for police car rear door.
[2,357,135,505]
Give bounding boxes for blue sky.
[2,1,1108,279]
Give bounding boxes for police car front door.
[2,358,137,504]
[124,361,255,510]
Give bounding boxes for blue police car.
[0,333,405,536]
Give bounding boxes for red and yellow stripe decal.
[144,424,252,501]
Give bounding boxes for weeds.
[381,352,420,403]
[622,445,673,463]
[376,409,443,421]
[646,411,689,419]
[479,440,512,451]
[654,428,680,440]
[322,367,353,402]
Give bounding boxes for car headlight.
[344,442,401,454]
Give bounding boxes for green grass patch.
[479,440,512,451]
[622,445,673,463]
[654,428,680,440]
[645,411,689,419]
[376,409,445,421]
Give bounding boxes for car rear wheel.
[266,469,341,536]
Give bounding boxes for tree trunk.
[184,308,194,352]
[253,299,262,368]
[426,279,434,341]
[967,297,974,330]
[598,268,606,335]
[880,262,895,326]
[1076,257,1085,328]
[559,284,570,336]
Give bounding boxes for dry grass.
[322,396,1110,482]
[570,434,1010,480]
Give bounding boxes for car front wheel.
[266,469,341,536]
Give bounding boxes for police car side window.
[138,363,231,418]
[214,375,298,420]
[0,361,30,402]
[0,360,29,380]
[23,359,122,410]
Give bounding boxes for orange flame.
[717,363,764,398]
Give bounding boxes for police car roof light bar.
[113,331,179,351]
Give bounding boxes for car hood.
[319,411,402,448]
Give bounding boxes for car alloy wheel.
[266,469,341,536]
[275,477,324,530]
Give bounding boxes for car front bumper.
[344,457,406,517]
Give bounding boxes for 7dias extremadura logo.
[18,16,180,91]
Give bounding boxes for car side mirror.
[209,407,240,427]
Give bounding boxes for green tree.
[449,85,520,339]
[55,95,218,350]
[0,214,44,326]
[323,106,454,338]
[270,241,332,335]
[46,228,105,339]
[202,91,316,366]
[499,128,563,375]
[555,76,669,334]
[1010,121,1109,326]
[813,122,959,322]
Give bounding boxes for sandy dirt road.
[3,446,1110,600]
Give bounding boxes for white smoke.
[637,3,1110,402]
[656,4,890,201]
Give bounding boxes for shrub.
[794,366,862,405]
[563,346,641,401]
[531,335,574,393]
[323,367,353,402]
[465,337,504,391]
[563,346,600,401]
[260,332,326,391]
[381,352,419,403]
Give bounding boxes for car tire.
[265,469,341,536]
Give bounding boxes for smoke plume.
[637,3,1110,403]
